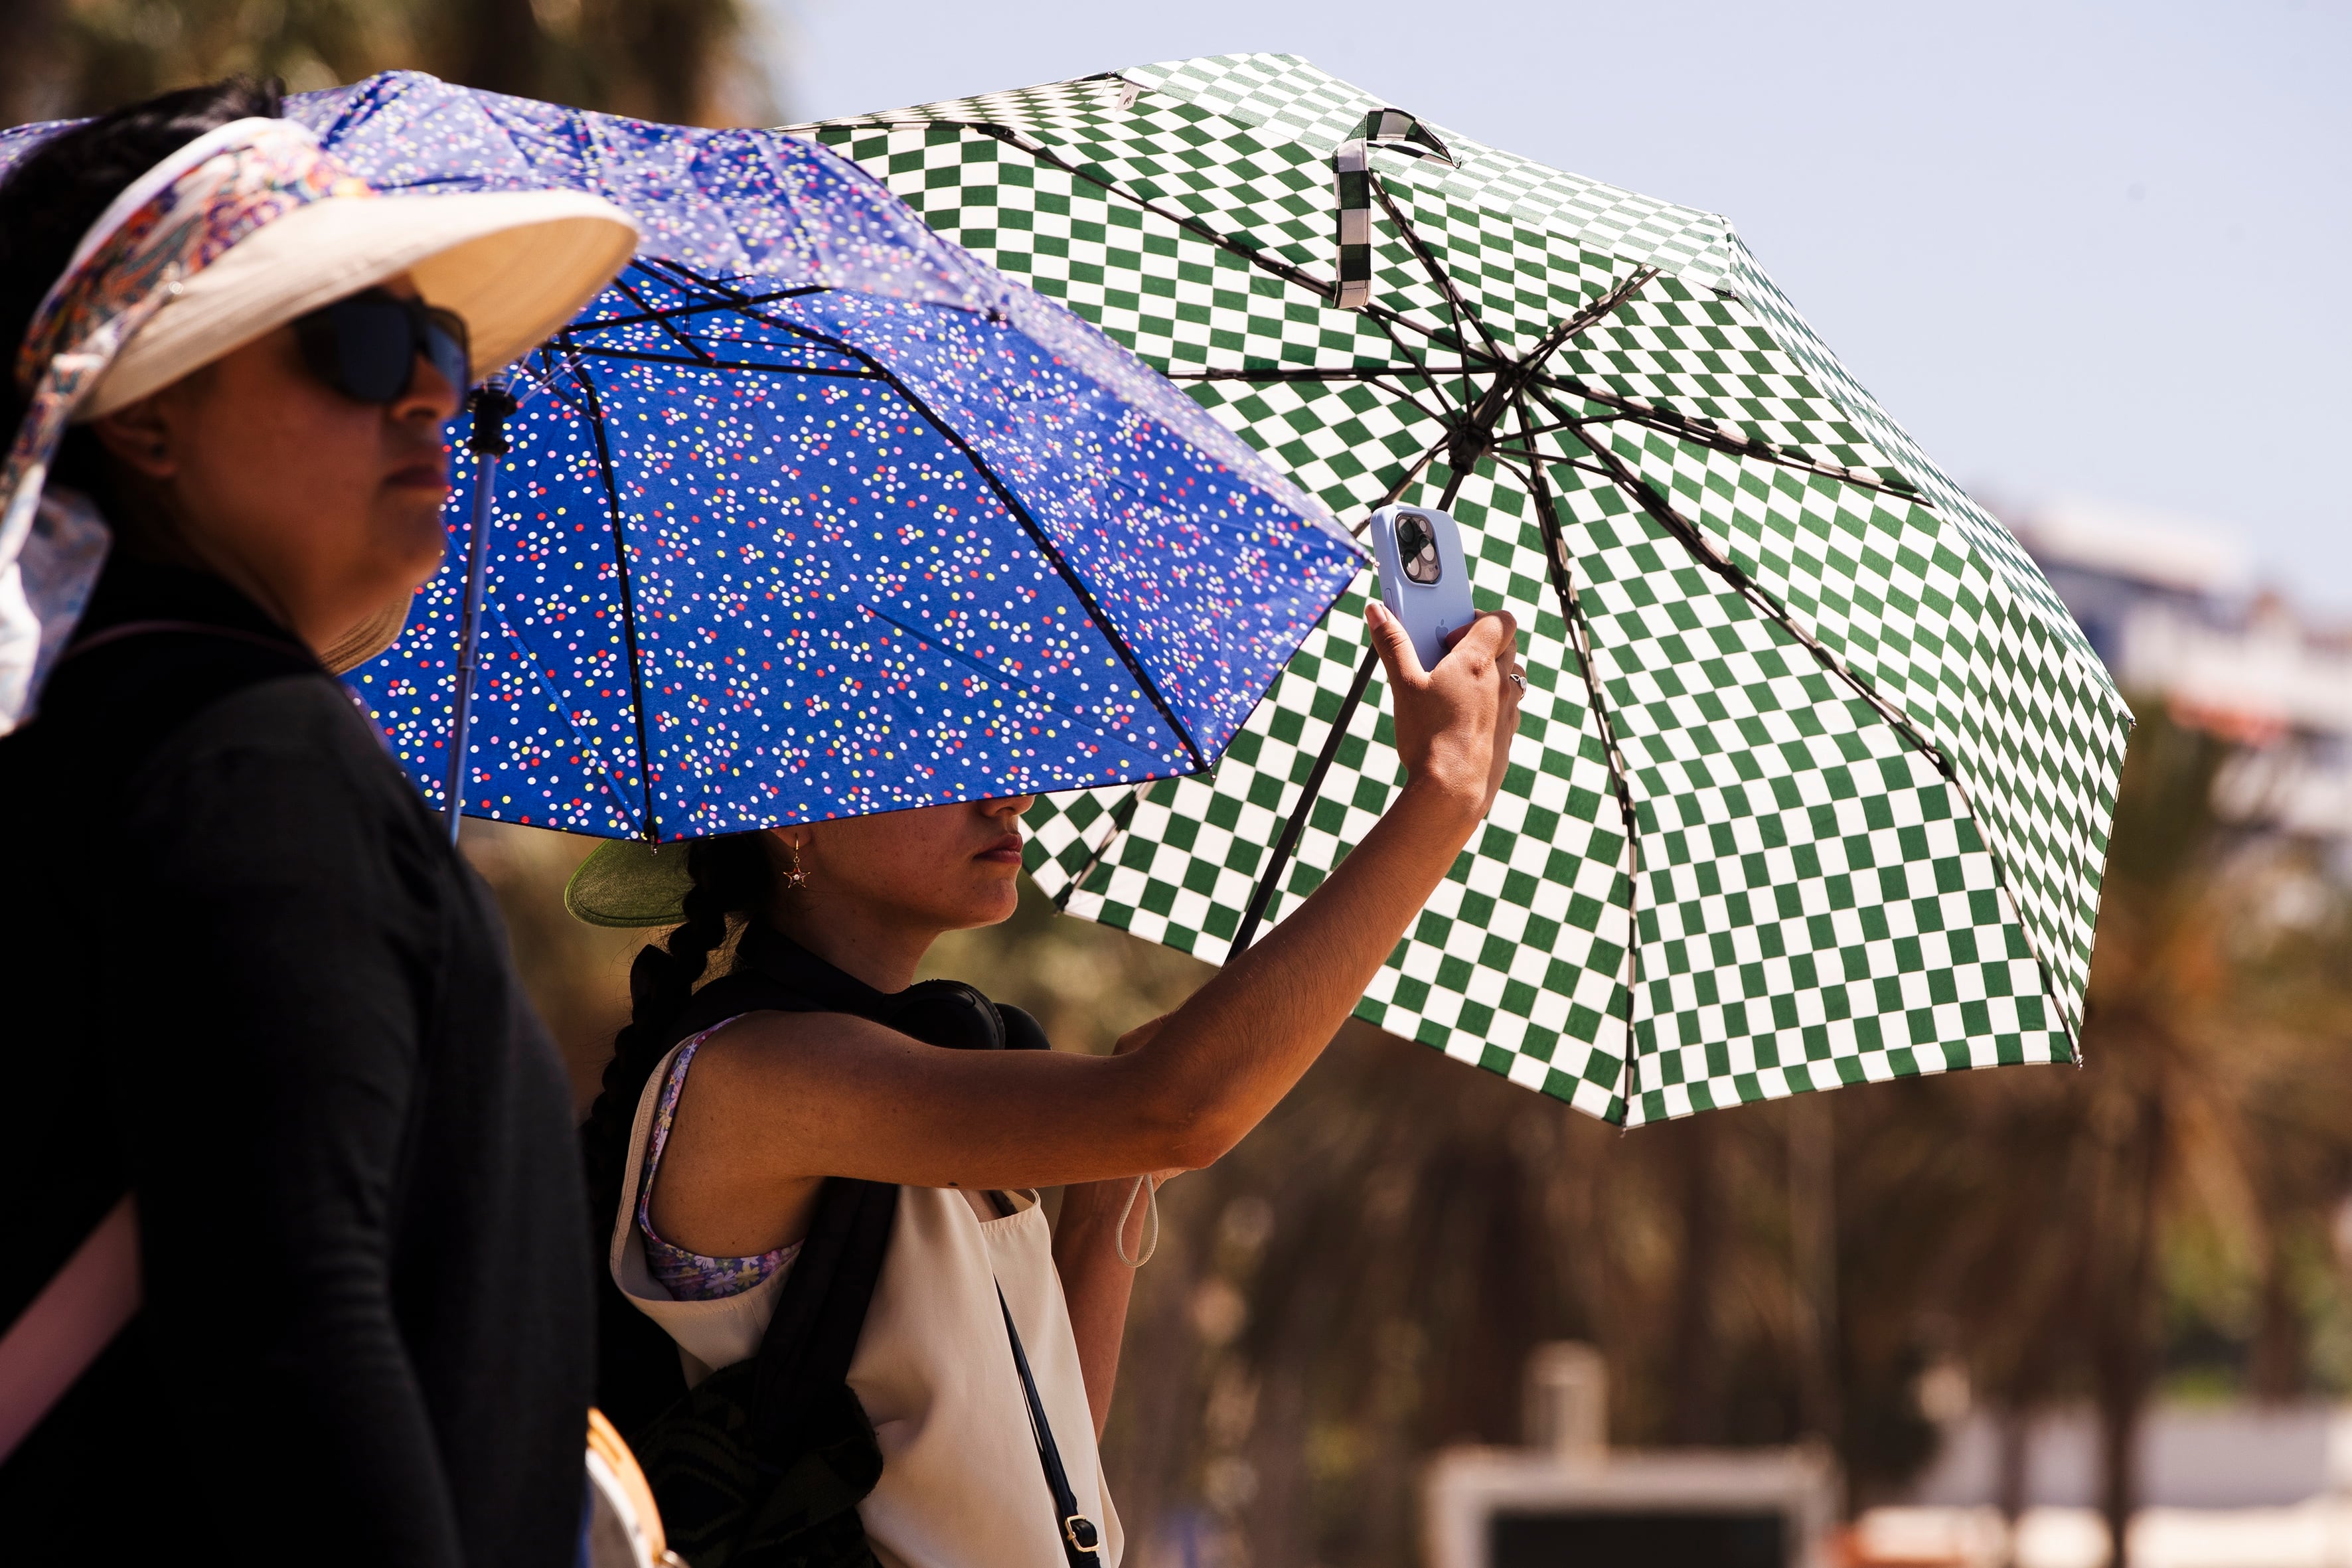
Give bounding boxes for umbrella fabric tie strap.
[1333,143,1373,310]
[1332,109,1454,311]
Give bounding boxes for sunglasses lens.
[329,297,416,403]
[296,293,474,404]
[422,312,472,396]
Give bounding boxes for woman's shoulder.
[134,670,398,793]
[676,1008,911,1086]
[696,1006,890,1046]
[117,670,445,862]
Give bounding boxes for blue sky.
[771,1,2351,607]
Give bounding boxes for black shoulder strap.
[661,937,1094,1549]
[750,1178,898,1457]
[656,967,902,1469]
[998,1287,1104,1568]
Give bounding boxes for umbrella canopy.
[119,72,1353,840]
[803,55,2132,1126]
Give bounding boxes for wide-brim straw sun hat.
[0,116,642,726]
[81,183,641,418]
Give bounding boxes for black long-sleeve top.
[0,556,592,1565]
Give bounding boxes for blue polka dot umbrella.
[274,74,1358,842]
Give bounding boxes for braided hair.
[580,832,773,1239]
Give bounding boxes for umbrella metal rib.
[1164,366,1482,381]
[1500,390,1644,1113]
[560,349,880,378]
[1368,306,1464,423]
[1522,378,1963,787]
[548,330,663,840]
[1053,416,1460,919]
[798,65,2126,1120]
[1227,459,1471,955]
[486,260,1225,842]
[609,272,722,366]
[576,281,828,333]
[1036,138,2067,1053]
[647,260,1214,779]
[1368,170,1506,373]
[1217,254,1672,957]
[721,285,1214,775]
[1519,374,2074,1048]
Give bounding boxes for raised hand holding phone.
[1368,504,1478,670]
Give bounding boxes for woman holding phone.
[578,587,1524,1565]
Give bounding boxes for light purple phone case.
[1368,504,1476,670]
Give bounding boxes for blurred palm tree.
[1067,702,2352,1568]
[1088,1019,1840,1567]
[0,0,776,126]
[1837,704,2352,1568]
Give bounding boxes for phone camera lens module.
[1397,513,1441,586]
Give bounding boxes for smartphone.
[1368,504,1477,670]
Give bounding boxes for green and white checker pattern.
[1025,461,1640,1122]
[802,54,2130,1126]
[1540,457,2068,1120]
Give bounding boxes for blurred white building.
[2014,498,2352,848]
[1860,1399,2352,1568]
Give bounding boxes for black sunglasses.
[292,288,473,404]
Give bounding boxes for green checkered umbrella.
[801,54,2130,1127]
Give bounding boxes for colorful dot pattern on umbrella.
[230,72,1364,839]
[347,260,1360,838]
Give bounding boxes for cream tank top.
[610,1040,1125,1568]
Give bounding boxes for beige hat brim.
[84,188,640,418]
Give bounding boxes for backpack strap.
[631,933,1079,1547]
[0,618,319,1465]
[651,967,904,1474]
[0,1196,139,1465]
[749,1178,898,1462]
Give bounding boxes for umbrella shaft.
[1231,645,1381,955]
[443,450,501,846]
[1232,469,1469,952]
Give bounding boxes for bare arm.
[1052,1178,1144,1439]
[659,604,1521,1219]
[1051,1018,1182,1437]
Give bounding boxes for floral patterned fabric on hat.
[0,119,371,734]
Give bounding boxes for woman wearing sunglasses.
[0,81,636,1565]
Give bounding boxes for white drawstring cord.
[1114,1173,1159,1267]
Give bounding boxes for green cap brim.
[564,840,696,927]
